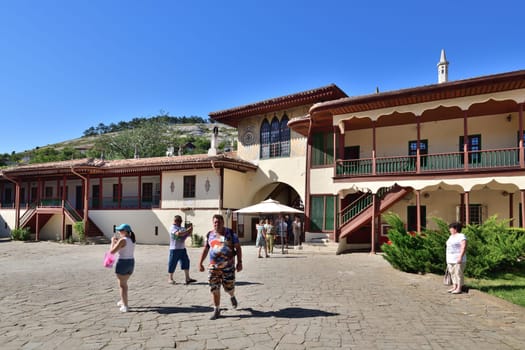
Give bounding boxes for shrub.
[73,221,86,243]
[191,233,204,247]
[381,213,525,279]
[11,227,31,241]
[463,216,525,278]
[381,213,431,273]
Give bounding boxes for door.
[407,205,426,232]
[75,186,83,210]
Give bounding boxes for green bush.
[464,217,525,278]
[11,227,31,241]
[73,221,86,242]
[382,214,525,278]
[191,233,204,247]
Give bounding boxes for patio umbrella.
[234,198,303,254]
[233,198,303,215]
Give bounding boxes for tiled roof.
[310,69,525,116]
[209,84,347,127]
[0,152,257,178]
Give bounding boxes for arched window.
[280,114,290,157]
[270,117,280,157]
[260,119,270,158]
[260,114,291,159]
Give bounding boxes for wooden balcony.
[336,147,521,177]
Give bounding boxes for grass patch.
[466,261,525,307]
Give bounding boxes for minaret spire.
[437,49,449,83]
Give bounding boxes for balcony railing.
[90,195,160,209]
[336,147,521,176]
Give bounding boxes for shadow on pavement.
[237,307,339,319]
[132,305,213,314]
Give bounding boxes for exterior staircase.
[338,185,411,240]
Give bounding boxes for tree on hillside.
[91,120,174,159]
[82,114,208,138]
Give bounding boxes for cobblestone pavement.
[1,240,524,349]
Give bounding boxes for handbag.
[443,268,452,285]
[103,251,116,268]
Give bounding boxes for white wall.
[0,209,16,238]
[162,170,220,209]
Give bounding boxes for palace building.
[2,51,525,253]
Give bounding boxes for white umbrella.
[234,198,303,254]
[234,198,303,214]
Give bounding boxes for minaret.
[437,49,449,83]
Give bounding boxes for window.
[4,188,12,205]
[142,183,153,202]
[458,204,483,225]
[408,140,428,167]
[30,187,37,203]
[270,117,280,157]
[20,187,26,204]
[459,134,481,164]
[260,114,290,159]
[45,186,53,199]
[58,186,68,201]
[344,146,360,160]
[310,195,336,231]
[280,115,290,157]
[92,185,100,209]
[260,120,270,158]
[312,132,334,166]
[112,184,121,203]
[183,176,196,198]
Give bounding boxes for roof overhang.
[209,84,347,127]
[312,70,525,115]
[0,153,258,180]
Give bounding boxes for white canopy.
[234,198,303,215]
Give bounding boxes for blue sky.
[1,0,525,154]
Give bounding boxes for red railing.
[336,147,520,176]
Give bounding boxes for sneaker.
[210,308,220,320]
[230,296,238,309]
[117,300,124,307]
[119,305,129,313]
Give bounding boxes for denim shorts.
[168,248,190,272]
[115,258,135,275]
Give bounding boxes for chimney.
[208,126,219,156]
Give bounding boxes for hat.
[115,223,132,232]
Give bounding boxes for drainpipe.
[2,173,21,229]
[70,167,90,235]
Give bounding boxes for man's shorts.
[208,266,235,293]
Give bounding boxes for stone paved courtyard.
[1,240,524,349]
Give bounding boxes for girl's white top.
[118,236,135,259]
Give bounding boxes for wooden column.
[372,122,377,175]
[416,190,421,232]
[509,193,514,227]
[464,191,470,225]
[463,111,469,171]
[370,194,377,254]
[416,116,421,174]
[521,190,525,228]
[518,103,525,169]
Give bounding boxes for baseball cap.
[115,223,132,232]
